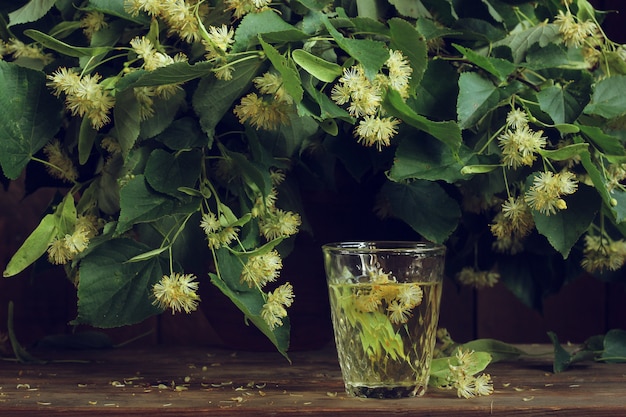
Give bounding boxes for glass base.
[345,383,427,399]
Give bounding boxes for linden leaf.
[532,184,599,258]
[8,0,56,26]
[75,238,165,327]
[3,214,56,277]
[292,49,342,83]
[381,180,460,243]
[0,61,63,179]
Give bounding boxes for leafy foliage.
[1,0,626,356]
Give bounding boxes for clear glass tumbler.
[322,241,445,399]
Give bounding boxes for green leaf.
[381,180,461,243]
[3,214,56,277]
[600,329,626,363]
[78,117,98,165]
[532,183,599,258]
[493,23,560,64]
[144,149,203,198]
[24,29,113,58]
[460,164,501,174]
[456,72,499,130]
[8,0,56,26]
[524,43,572,71]
[453,43,516,81]
[233,10,307,52]
[115,175,200,235]
[155,117,208,150]
[547,331,572,373]
[75,238,165,327]
[553,123,580,134]
[389,18,428,94]
[57,192,77,236]
[578,125,625,156]
[537,143,588,161]
[537,73,592,124]
[140,89,186,139]
[390,136,476,183]
[193,57,262,136]
[322,15,388,79]
[388,0,430,18]
[112,88,141,159]
[295,0,331,11]
[116,62,215,91]
[259,36,303,104]
[301,79,353,122]
[411,59,459,120]
[83,0,150,24]
[584,75,626,119]
[292,49,342,83]
[211,248,290,359]
[460,339,526,362]
[384,89,462,152]
[126,246,170,262]
[608,189,626,224]
[0,61,63,179]
[224,150,272,196]
[575,138,614,210]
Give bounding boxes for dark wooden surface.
[1,344,625,416]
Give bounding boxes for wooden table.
[1,344,625,416]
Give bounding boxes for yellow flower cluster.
[224,0,272,19]
[498,109,547,169]
[43,140,79,183]
[555,10,598,48]
[234,73,294,130]
[152,272,200,314]
[524,170,578,215]
[0,38,52,64]
[490,196,535,254]
[125,0,207,43]
[352,270,424,325]
[80,11,108,39]
[202,24,236,80]
[46,68,115,130]
[455,267,500,289]
[449,349,494,399]
[129,36,187,118]
[241,250,283,288]
[258,208,301,241]
[261,282,294,330]
[199,212,239,249]
[331,50,412,150]
[581,234,626,273]
[47,216,100,265]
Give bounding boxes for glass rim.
[322,241,446,255]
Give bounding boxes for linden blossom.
[152,272,201,314]
[330,50,412,150]
[261,282,294,330]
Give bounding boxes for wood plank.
[1,344,625,416]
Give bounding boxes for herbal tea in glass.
[323,242,445,398]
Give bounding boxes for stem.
[30,156,79,186]
[477,124,505,155]
[502,165,511,198]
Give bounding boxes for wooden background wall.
[1,0,625,352]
